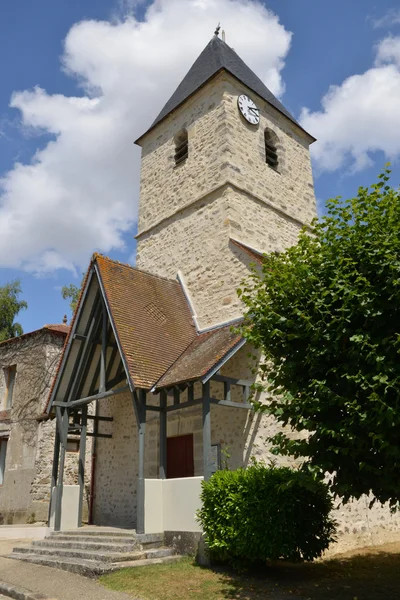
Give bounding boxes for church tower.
[135,35,316,329]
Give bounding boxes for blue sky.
[1,0,400,333]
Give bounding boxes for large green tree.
[0,280,27,342]
[239,167,400,507]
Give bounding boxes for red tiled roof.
[230,238,264,263]
[46,254,245,411]
[96,255,197,389]
[155,323,243,389]
[0,323,70,349]
[44,324,70,334]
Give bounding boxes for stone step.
[50,528,136,538]
[45,534,138,545]
[33,539,138,552]
[9,553,116,578]
[13,545,174,563]
[9,552,182,578]
[13,545,146,563]
[48,530,164,546]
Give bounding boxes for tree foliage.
[0,280,27,342]
[197,463,335,565]
[61,282,81,314]
[239,167,400,507]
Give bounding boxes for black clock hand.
[248,107,259,115]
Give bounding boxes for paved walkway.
[0,539,137,600]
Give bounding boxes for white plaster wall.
[49,485,80,531]
[144,477,203,534]
[163,477,203,532]
[144,479,163,534]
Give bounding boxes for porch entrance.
[167,434,194,478]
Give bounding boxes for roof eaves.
[201,337,246,384]
[45,263,96,414]
[94,260,135,394]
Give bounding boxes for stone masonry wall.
[136,72,316,329]
[0,331,93,524]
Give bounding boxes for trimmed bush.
[197,463,336,565]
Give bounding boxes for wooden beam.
[136,389,146,535]
[48,425,60,525]
[224,381,231,403]
[99,305,108,393]
[53,385,130,409]
[210,374,253,387]
[146,405,162,412]
[202,382,212,481]
[188,384,194,403]
[159,390,167,480]
[65,295,101,405]
[173,388,180,406]
[54,407,69,531]
[210,398,252,410]
[87,415,113,423]
[166,398,203,412]
[87,432,113,439]
[77,405,88,527]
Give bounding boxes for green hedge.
[197,463,336,565]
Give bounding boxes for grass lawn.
[100,542,400,600]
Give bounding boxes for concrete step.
[32,538,138,552]
[13,545,147,563]
[9,553,116,577]
[9,551,182,578]
[50,528,136,538]
[45,534,138,545]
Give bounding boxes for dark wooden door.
[167,434,194,479]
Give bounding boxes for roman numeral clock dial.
[237,94,260,125]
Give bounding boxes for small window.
[0,439,8,484]
[3,366,16,409]
[174,130,188,166]
[66,438,80,453]
[264,129,279,170]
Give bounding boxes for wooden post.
[48,424,60,525]
[159,390,167,479]
[54,407,69,531]
[202,381,212,481]
[77,405,88,527]
[136,390,146,534]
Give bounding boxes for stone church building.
[45,34,400,554]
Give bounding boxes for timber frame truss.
[49,266,253,535]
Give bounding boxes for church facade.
[46,35,400,555]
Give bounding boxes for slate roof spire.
[136,35,313,143]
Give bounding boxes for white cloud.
[369,9,400,29]
[300,36,400,173]
[0,0,291,274]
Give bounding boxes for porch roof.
[154,324,243,389]
[47,254,245,410]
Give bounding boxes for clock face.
[237,94,260,125]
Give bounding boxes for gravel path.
[0,539,137,600]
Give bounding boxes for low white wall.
[49,485,80,531]
[144,479,164,534]
[144,476,204,534]
[0,525,50,539]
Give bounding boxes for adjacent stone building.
[0,323,93,524]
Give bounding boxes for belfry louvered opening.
[264,129,279,170]
[174,130,188,166]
